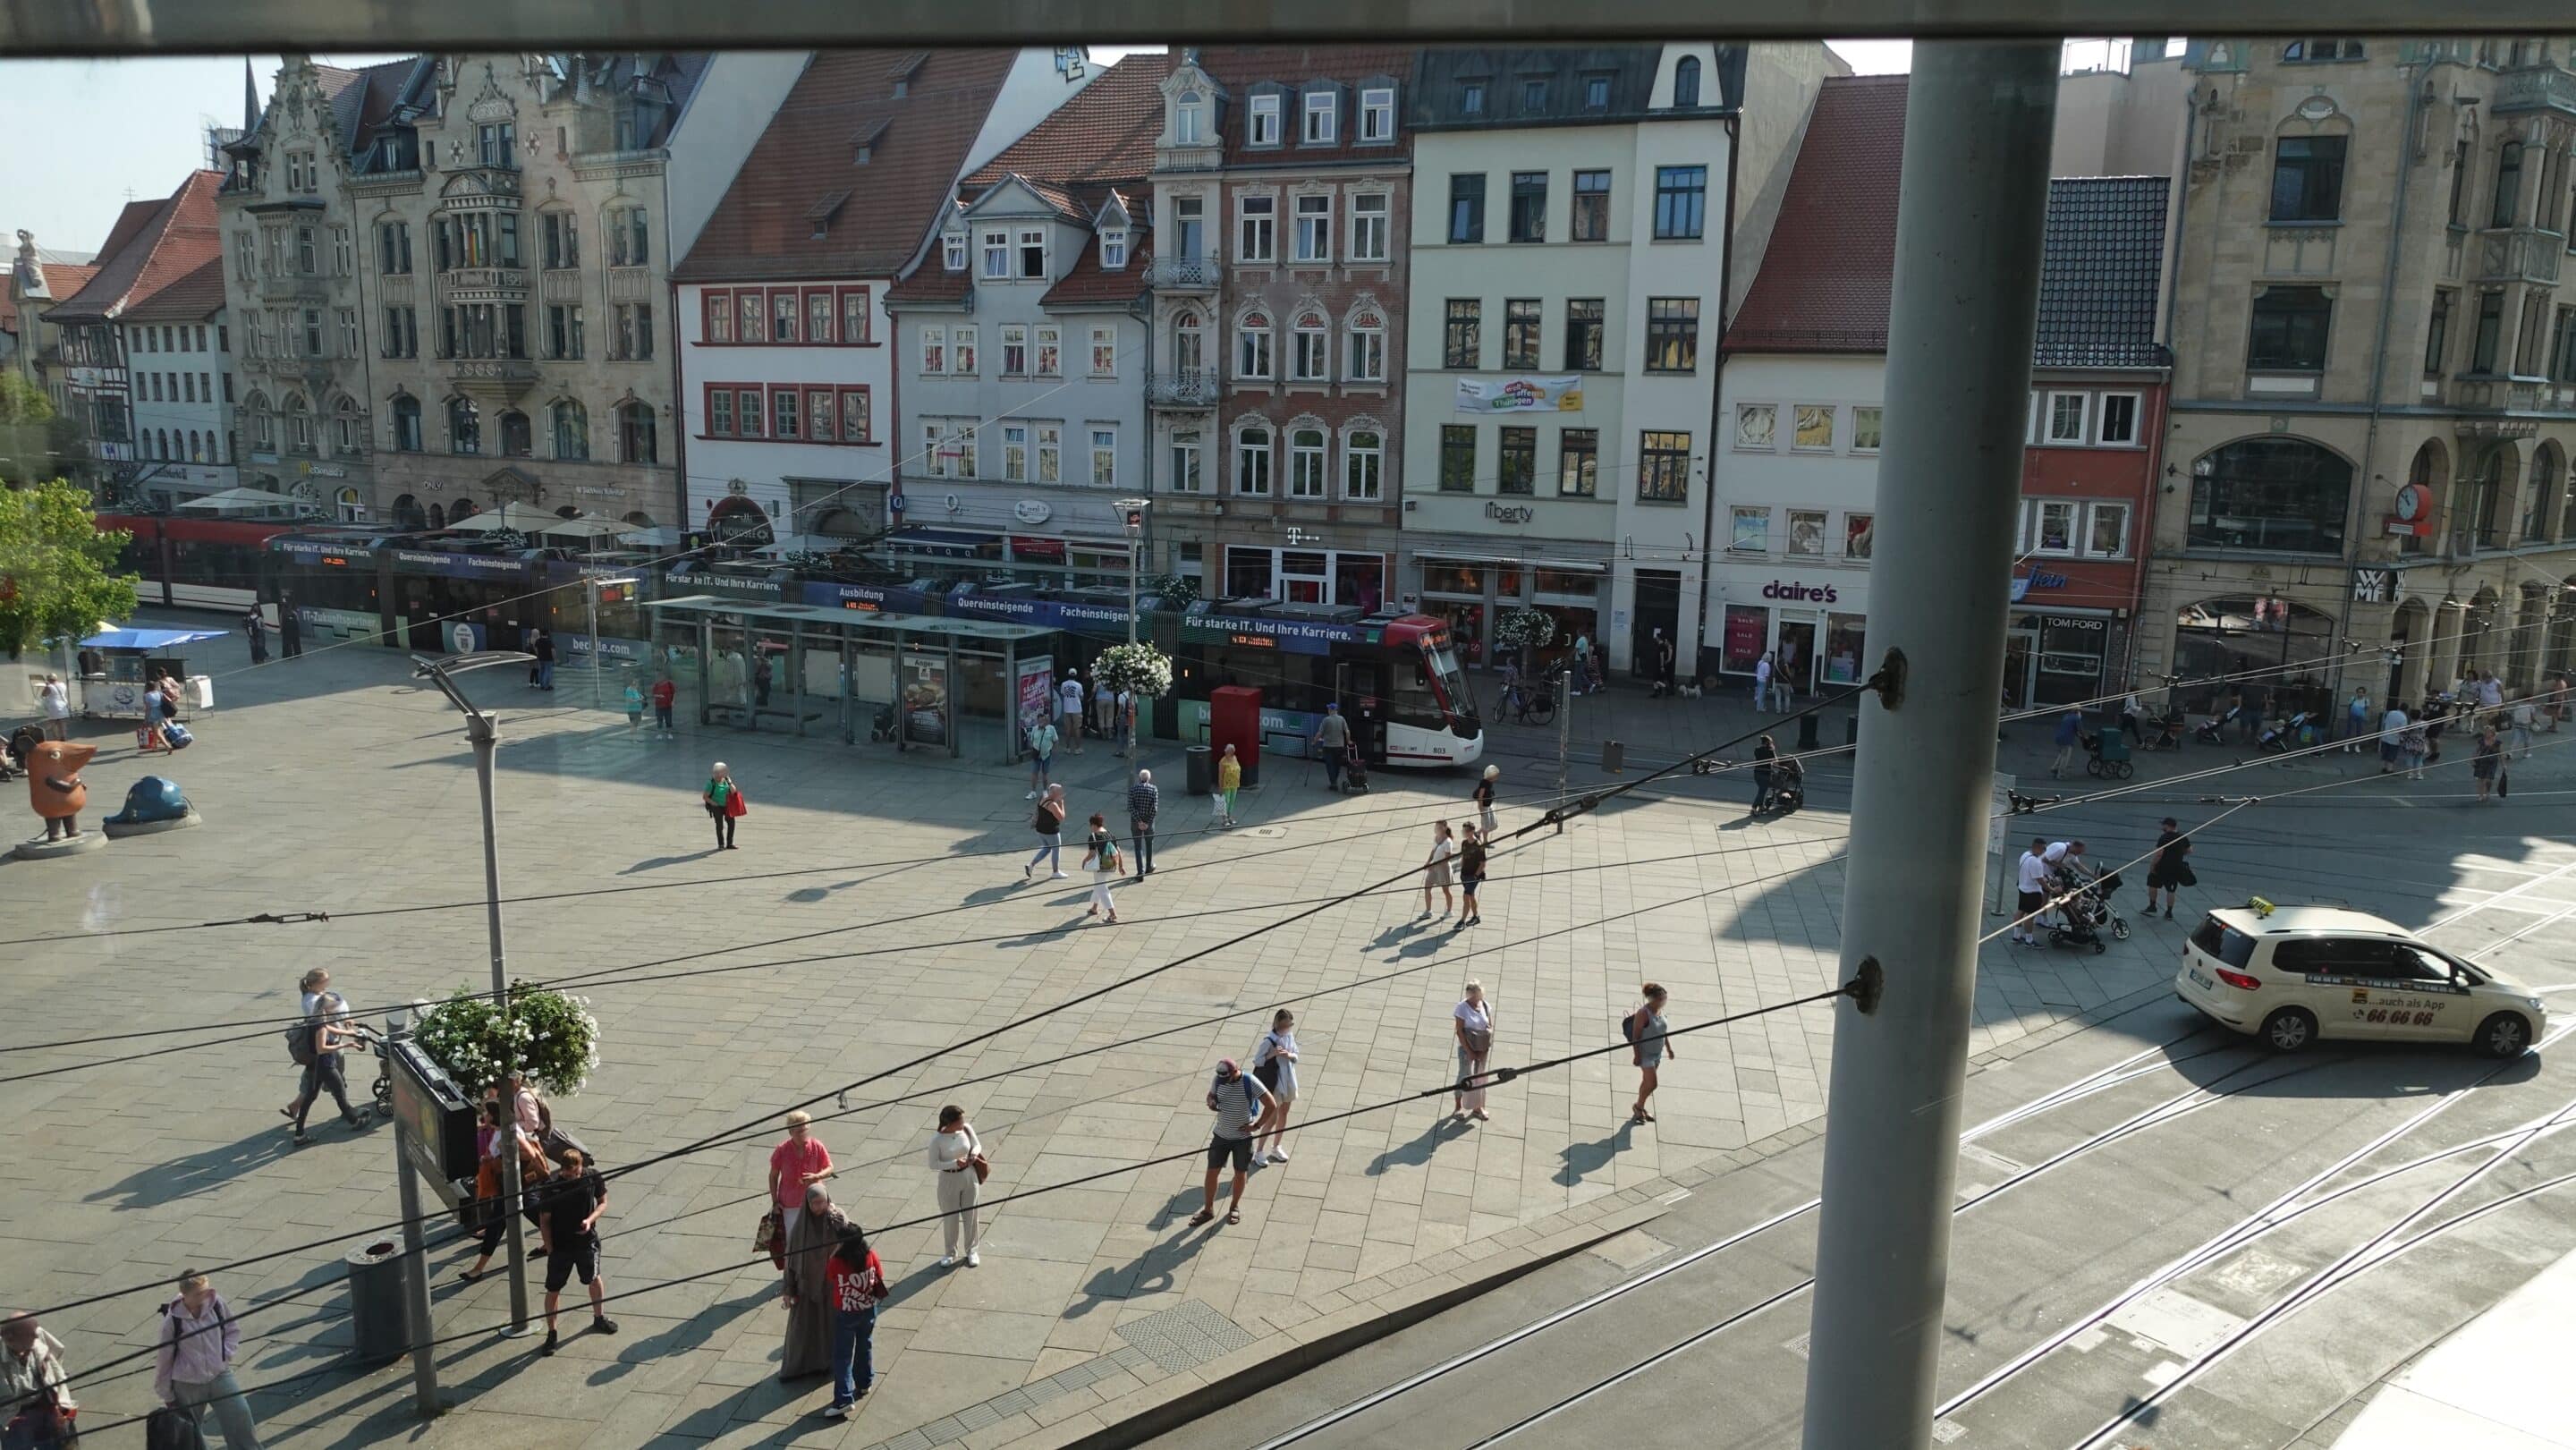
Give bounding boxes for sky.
[0,40,1911,259]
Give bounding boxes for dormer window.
[944,232,967,271]
[1460,80,1487,116]
[1249,94,1282,147]
[1521,78,1548,111]
[1583,74,1611,110]
[1302,89,1337,144]
[1177,90,1206,145]
[1018,229,1046,280]
[1673,55,1702,107]
[1360,86,1395,141]
[981,229,1009,279]
[1101,229,1128,269]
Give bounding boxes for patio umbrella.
[175,487,298,513]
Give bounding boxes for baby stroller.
[1,724,42,780]
[2140,711,2187,751]
[868,702,900,743]
[2084,728,2135,779]
[2046,863,2131,954]
[1768,755,1807,814]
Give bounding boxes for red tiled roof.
[674,48,1019,283]
[964,53,1175,194]
[51,171,227,324]
[1042,233,1152,309]
[1192,44,1419,166]
[95,201,162,265]
[883,264,972,306]
[1726,75,1909,355]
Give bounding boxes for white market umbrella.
[175,487,297,514]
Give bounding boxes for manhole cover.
[1113,1298,1257,1372]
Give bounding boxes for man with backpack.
[1187,1059,1276,1228]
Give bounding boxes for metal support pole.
[1555,666,1572,802]
[586,583,602,710]
[393,1115,440,1417]
[1800,42,2059,1450]
[470,717,533,1336]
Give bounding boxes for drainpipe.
[2339,66,2427,702]
[1694,108,1743,679]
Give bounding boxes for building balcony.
[605,265,655,303]
[2492,64,2576,118]
[257,273,334,304]
[1145,368,1220,409]
[438,267,530,300]
[2475,225,2563,285]
[2451,526,2508,555]
[1146,254,1220,292]
[448,358,538,406]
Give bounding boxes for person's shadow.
[621,849,719,874]
[1554,1122,1635,1187]
[84,1129,301,1211]
[589,1285,770,1385]
[1064,1189,1213,1318]
[1368,1115,1465,1176]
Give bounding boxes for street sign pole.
[392,1112,440,1417]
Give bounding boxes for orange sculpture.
[27,740,95,841]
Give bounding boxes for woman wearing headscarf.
[778,1183,849,1381]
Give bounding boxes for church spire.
[242,55,259,135]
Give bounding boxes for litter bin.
[1600,739,1625,773]
[344,1238,411,1364]
[1184,743,1214,796]
[1798,714,1821,751]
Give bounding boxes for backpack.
[1252,1034,1285,1090]
[1618,1009,1640,1045]
[286,1019,318,1066]
[147,1404,209,1450]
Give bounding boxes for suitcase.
[162,720,195,750]
[1343,759,1369,794]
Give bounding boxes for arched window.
[246,393,275,452]
[2494,140,2525,229]
[1234,422,1273,496]
[285,394,313,454]
[390,395,423,453]
[1174,310,1205,375]
[1236,309,1274,380]
[190,430,205,462]
[446,396,481,455]
[1345,306,1386,382]
[707,496,772,546]
[498,409,532,458]
[617,401,657,464]
[335,486,364,522]
[2172,595,2339,716]
[551,400,589,461]
[449,497,480,521]
[332,398,361,457]
[393,493,426,529]
[1344,428,1383,501]
[2467,445,2513,549]
[1176,89,1206,145]
[153,429,168,460]
[2526,442,2563,542]
[2187,437,2352,555]
[621,510,656,530]
[1674,55,1701,107]
[427,502,446,529]
[1292,310,1328,382]
[1288,426,1326,497]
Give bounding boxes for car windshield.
[2189,916,2257,970]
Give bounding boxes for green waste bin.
[344,1238,410,1365]
[1184,743,1214,796]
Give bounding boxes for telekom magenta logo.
[1761,581,1840,603]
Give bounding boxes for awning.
[80,628,233,650]
[883,526,996,557]
[642,595,1051,642]
[175,487,302,514]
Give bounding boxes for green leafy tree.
[0,479,140,656]
[0,373,78,489]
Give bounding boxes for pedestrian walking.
[534,1148,617,1355]
[704,762,746,850]
[1119,687,1138,754]
[2379,702,2410,774]
[1093,676,1117,740]
[2146,818,2193,920]
[2474,725,2504,802]
[2342,687,2371,753]
[822,1222,886,1416]
[3,1311,74,1448]
[1216,742,1242,827]
[2477,670,2504,718]
[622,680,645,733]
[1250,1011,1300,1164]
[1058,669,1087,754]
[1751,734,1778,814]
[1472,763,1499,836]
[750,649,775,709]
[1650,629,1677,700]
[2012,837,2052,945]
[1083,814,1122,924]
[1188,1059,1276,1227]
[2120,691,2144,746]
[1452,979,1494,1122]
[1572,632,1594,694]
[457,1103,548,1281]
[2401,723,2429,780]
[2511,700,2537,759]
[35,674,67,742]
[1627,984,1672,1124]
[156,1273,258,1449]
[2050,708,2082,778]
[2550,675,2569,732]
[1420,820,1457,919]
[1768,652,1792,713]
[1753,651,1774,711]
[927,1106,983,1267]
[534,629,557,691]
[242,610,267,665]
[1126,768,1159,879]
[1025,715,1058,799]
[778,1183,847,1382]
[1314,703,1352,792]
[767,1111,835,1266]
[650,675,676,737]
[282,970,362,1145]
[139,677,168,753]
[1457,824,1487,928]
[1025,784,1067,879]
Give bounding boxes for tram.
[96,513,305,616]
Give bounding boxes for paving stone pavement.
[3,620,2565,1446]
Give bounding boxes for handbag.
[2500,769,2512,799]
[2176,862,2199,888]
[969,1152,990,1185]
[754,1206,782,1262]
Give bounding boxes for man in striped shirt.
[1127,769,1159,881]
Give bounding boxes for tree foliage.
[0,479,140,655]
[0,374,78,489]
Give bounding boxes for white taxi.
[2174,905,2546,1057]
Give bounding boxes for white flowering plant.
[1493,606,1557,653]
[412,983,601,1098]
[1151,573,1199,609]
[1089,641,1174,700]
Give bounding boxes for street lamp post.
[1117,497,1148,755]
[412,650,538,1338]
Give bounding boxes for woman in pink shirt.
[767,1111,834,1257]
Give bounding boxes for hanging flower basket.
[1151,573,1199,609]
[1089,641,1174,699]
[412,983,602,1098]
[1493,606,1557,653]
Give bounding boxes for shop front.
[1218,547,1388,613]
[1706,569,1870,695]
[2004,607,2122,710]
[1408,550,1607,672]
[876,522,1138,592]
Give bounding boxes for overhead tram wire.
[35,988,1856,1419]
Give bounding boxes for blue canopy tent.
[79,629,233,652]
[75,629,233,720]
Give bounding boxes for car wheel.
[2262,1007,2318,1053]
[2475,1012,2533,1059]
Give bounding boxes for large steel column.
[1801,42,2059,1450]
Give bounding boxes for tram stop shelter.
[642,596,1055,762]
